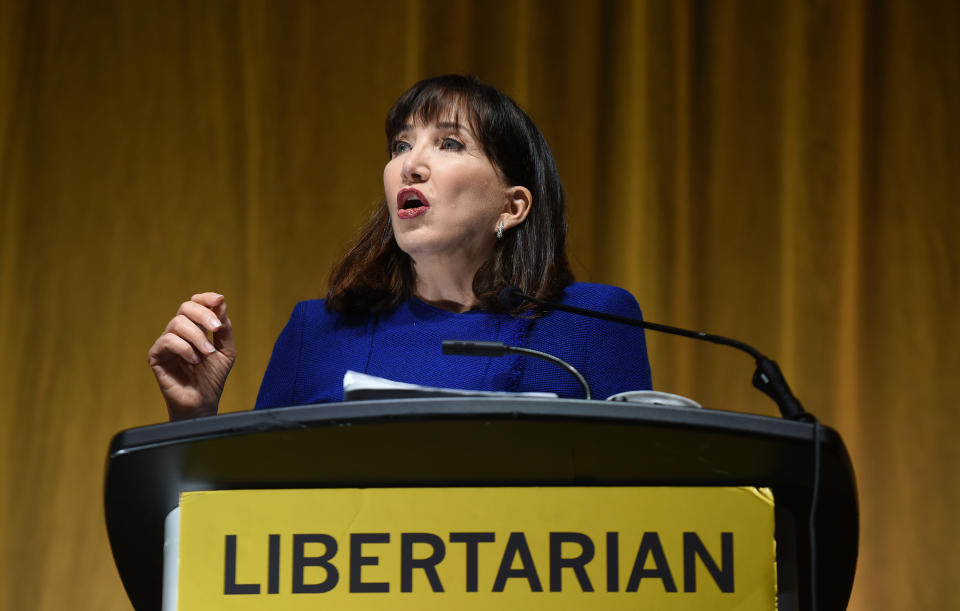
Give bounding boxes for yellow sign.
[177,487,776,610]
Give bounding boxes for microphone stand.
[441,340,592,400]
[502,287,811,421]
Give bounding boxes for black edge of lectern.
[104,398,858,611]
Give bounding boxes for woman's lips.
[397,188,430,219]
[397,205,429,219]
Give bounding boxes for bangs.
[385,84,483,155]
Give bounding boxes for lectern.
[104,398,857,610]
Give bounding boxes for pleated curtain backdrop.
[1,0,957,609]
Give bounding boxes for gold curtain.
[1,0,957,608]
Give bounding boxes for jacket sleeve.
[253,302,306,410]
[579,285,654,398]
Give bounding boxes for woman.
[149,75,652,421]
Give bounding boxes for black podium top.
[104,398,858,610]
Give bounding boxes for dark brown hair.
[327,74,573,314]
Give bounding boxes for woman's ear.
[500,185,533,230]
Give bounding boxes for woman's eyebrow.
[394,121,468,136]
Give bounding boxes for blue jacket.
[255,282,652,408]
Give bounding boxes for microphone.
[499,286,810,420]
[441,340,592,400]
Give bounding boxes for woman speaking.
[148,75,653,421]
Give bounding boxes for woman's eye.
[440,137,464,151]
[392,140,412,155]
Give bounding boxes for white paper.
[343,370,557,400]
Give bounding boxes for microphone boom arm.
[441,340,592,401]
[507,288,809,420]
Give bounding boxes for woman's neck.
[411,255,483,312]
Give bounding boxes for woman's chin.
[398,237,470,264]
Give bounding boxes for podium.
[104,398,858,610]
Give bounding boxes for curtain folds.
[1,1,957,608]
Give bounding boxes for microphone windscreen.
[442,340,510,356]
[498,286,526,309]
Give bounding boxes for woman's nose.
[401,147,430,183]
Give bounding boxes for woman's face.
[383,114,510,265]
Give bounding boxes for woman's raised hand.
[148,292,236,420]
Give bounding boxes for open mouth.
[397,189,430,219]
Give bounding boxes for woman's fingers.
[176,299,224,334]
[168,314,217,356]
[148,292,235,421]
[210,300,236,355]
[190,291,225,308]
[148,331,202,366]
[158,300,223,355]
[149,293,236,367]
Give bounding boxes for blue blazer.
[255,282,653,408]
